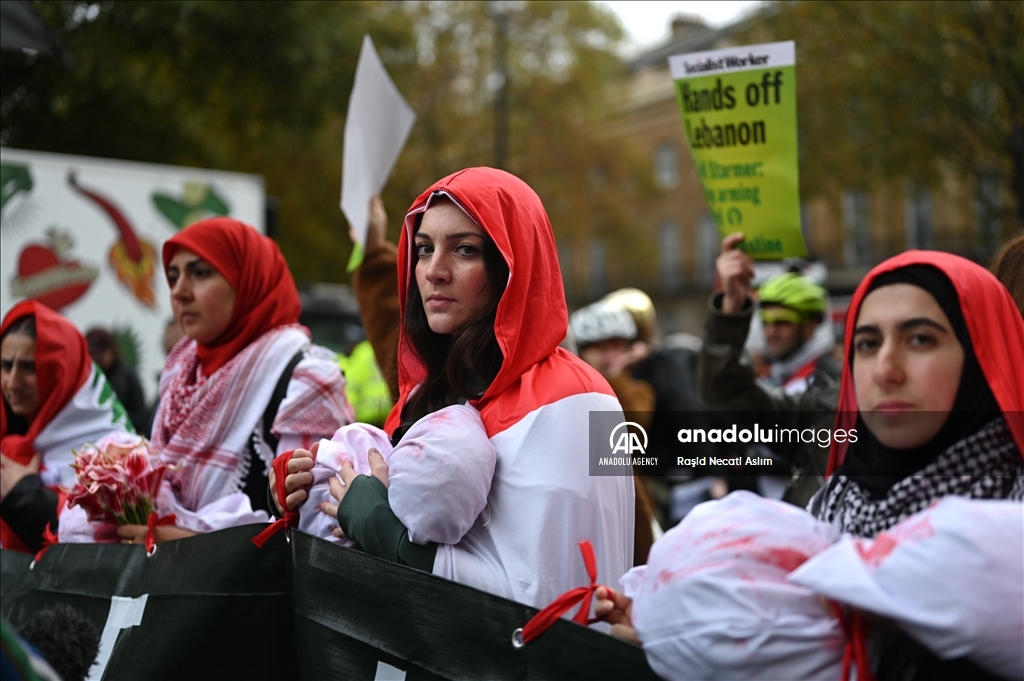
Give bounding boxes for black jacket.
[697,293,838,508]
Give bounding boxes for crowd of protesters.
[1,161,1022,680]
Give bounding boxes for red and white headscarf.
[161,217,303,377]
[1,301,92,464]
[386,168,616,438]
[1,301,131,551]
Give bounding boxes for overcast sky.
[598,1,765,55]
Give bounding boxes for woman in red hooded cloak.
[799,250,1024,679]
[278,168,634,610]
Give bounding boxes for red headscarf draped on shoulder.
[384,167,614,438]
[162,218,302,376]
[0,301,92,465]
[828,251,1024,475]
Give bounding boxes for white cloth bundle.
[790,496,1024,680]
[299,403,496,546]
[621,491,844,681]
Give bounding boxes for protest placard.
[668,41,806,259]
[341,35,416,270]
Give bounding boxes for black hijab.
[835,265,1001,498]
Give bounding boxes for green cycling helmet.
[757,272,828,317]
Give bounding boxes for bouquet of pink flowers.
[66,434,170,526]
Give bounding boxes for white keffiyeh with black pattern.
[809,417,1024,538]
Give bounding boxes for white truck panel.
[0,147,265,403]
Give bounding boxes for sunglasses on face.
[760,308,803,326]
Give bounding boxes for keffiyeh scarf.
[152,325,349,511]
[814,417,1024,538]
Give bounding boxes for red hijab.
[0,301,92,465]
[827,250,1024,475]
[162,218,302,376]
[384,167,614,438]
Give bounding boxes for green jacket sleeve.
[337,475,438,572]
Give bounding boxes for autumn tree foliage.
[767,1,1023,231]
[1,1,650,285]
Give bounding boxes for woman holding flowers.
[111,217,354,545]
[0,301,133,553]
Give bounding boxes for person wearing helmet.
[572,291,718,533]
[699,233,840,508]
[756,270,840,394]
[600,289,658,346]
[593,291,710,447]
[570,303,650,393]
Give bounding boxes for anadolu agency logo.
[598,422,659,467]
[610,421,648,455]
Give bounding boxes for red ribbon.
[145,511,178,554]
[33,522,59,565]
[520,540,604,644]
[252,451,299,548]
[832,601,875,681]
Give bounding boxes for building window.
[698,213,719,287]
[654,142,678,189]
[841,190,871,266]
[904,181,933,250]
[658,220,681,290]
[588,238,607,296]
[976,174,1002,257]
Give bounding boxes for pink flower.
[137,467,168,499]
[67,482,107,521]
[66,436,169,525]
[125,452,148,479]
[96,485,124,517]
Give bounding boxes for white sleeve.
[157,482,270,533]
